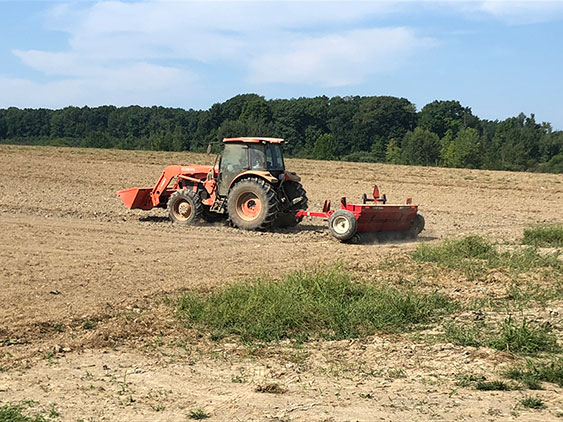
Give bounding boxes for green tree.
[401,127,440,166]
[312,134,338,160]
[441,128,481,168]
[353,96,417,159]
[418,100,477,139]
[385,138,402,164]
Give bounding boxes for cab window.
[266,144,284,170]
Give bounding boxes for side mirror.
[206,144,212,154]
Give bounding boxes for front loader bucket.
[117,188,153,210]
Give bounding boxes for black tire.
[167,189,202,225]
[408,214,425,237]
[283,181,308,212]
[328,210,358,241]
[227,178,280,230]
[275,181,308,228]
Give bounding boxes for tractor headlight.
[278,172,285,182]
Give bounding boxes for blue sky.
[1,1,562,129]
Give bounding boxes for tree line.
[1,93,561,173]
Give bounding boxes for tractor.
[118,137,308,230]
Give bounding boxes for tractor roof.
[222,137,284,144]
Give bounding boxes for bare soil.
[1,145,562,421]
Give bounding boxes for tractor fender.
[228,171,278,191]
[284,171,301,182]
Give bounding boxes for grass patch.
[412,235,496,278]
[187,408,210,420]
[520,396,547,409]
[413,235,562,279]
[0,402,57,422]
[523,225,563,248]
[475,380,515,391]
[255,383,287,394]
[176,268,454,342]
[505,358,563,389]
[444,317,559,355]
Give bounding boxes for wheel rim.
[236,192,261,221]
[332,215,351,234]
[173,200,193,221]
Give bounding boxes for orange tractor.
[117,137,308,230]
[118,136,424,241]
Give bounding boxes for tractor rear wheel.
[328,210,358,241]
[283,181,308,211]
[276,181,308,228]
[227,178,279,230]
[167,189,202,225]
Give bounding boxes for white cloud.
[4,1,431,108]
[445,0,563,24]
[0,63,196,108]
[249,27,431,86]
[478,0,563,23]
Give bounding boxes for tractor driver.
[249,146,267,170]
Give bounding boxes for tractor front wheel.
[328,210,358,242]
[167,189,202,225]
[227,178,279,230]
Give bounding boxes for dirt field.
[1,145,562,421]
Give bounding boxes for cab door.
[217,143,248,196]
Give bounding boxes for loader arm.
[150,165,183,207]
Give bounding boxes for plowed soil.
[1,145,562,421]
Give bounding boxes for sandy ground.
[1,145,562,421]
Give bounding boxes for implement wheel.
[228,178,279,230]
[328,210,358,242]
[167,189,202,225]
[408,214,425,238]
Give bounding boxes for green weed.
[523,225,563,248]
[187,408,210,420]
[490,317,559,355]
[412,235,496,278]
[176,268,454,342]
[505,358,563,389]
[444,317,559,355]
[413,235,562,279]
[255,383,287,394]
[520,396,546,409]
[0,401,58,422]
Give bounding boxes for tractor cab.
[217,137,286,196]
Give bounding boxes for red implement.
[296,185,424,242]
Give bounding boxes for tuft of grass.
[523,225,563,248]
[444,322,483,348]
[255,383,287,394]
[187,409,210,420]
[505,358,563,389]
[176,268,454,342]
[489,317,559,355]
[444,317,559,355]
[0,402,55,422]
[81,320,96,330]
[412,236,496,278]
[520,396,546,409]
[455,374,485,387]
[413,235,562,279]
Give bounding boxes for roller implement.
[117,137,424,242]
[295,185,424,242]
